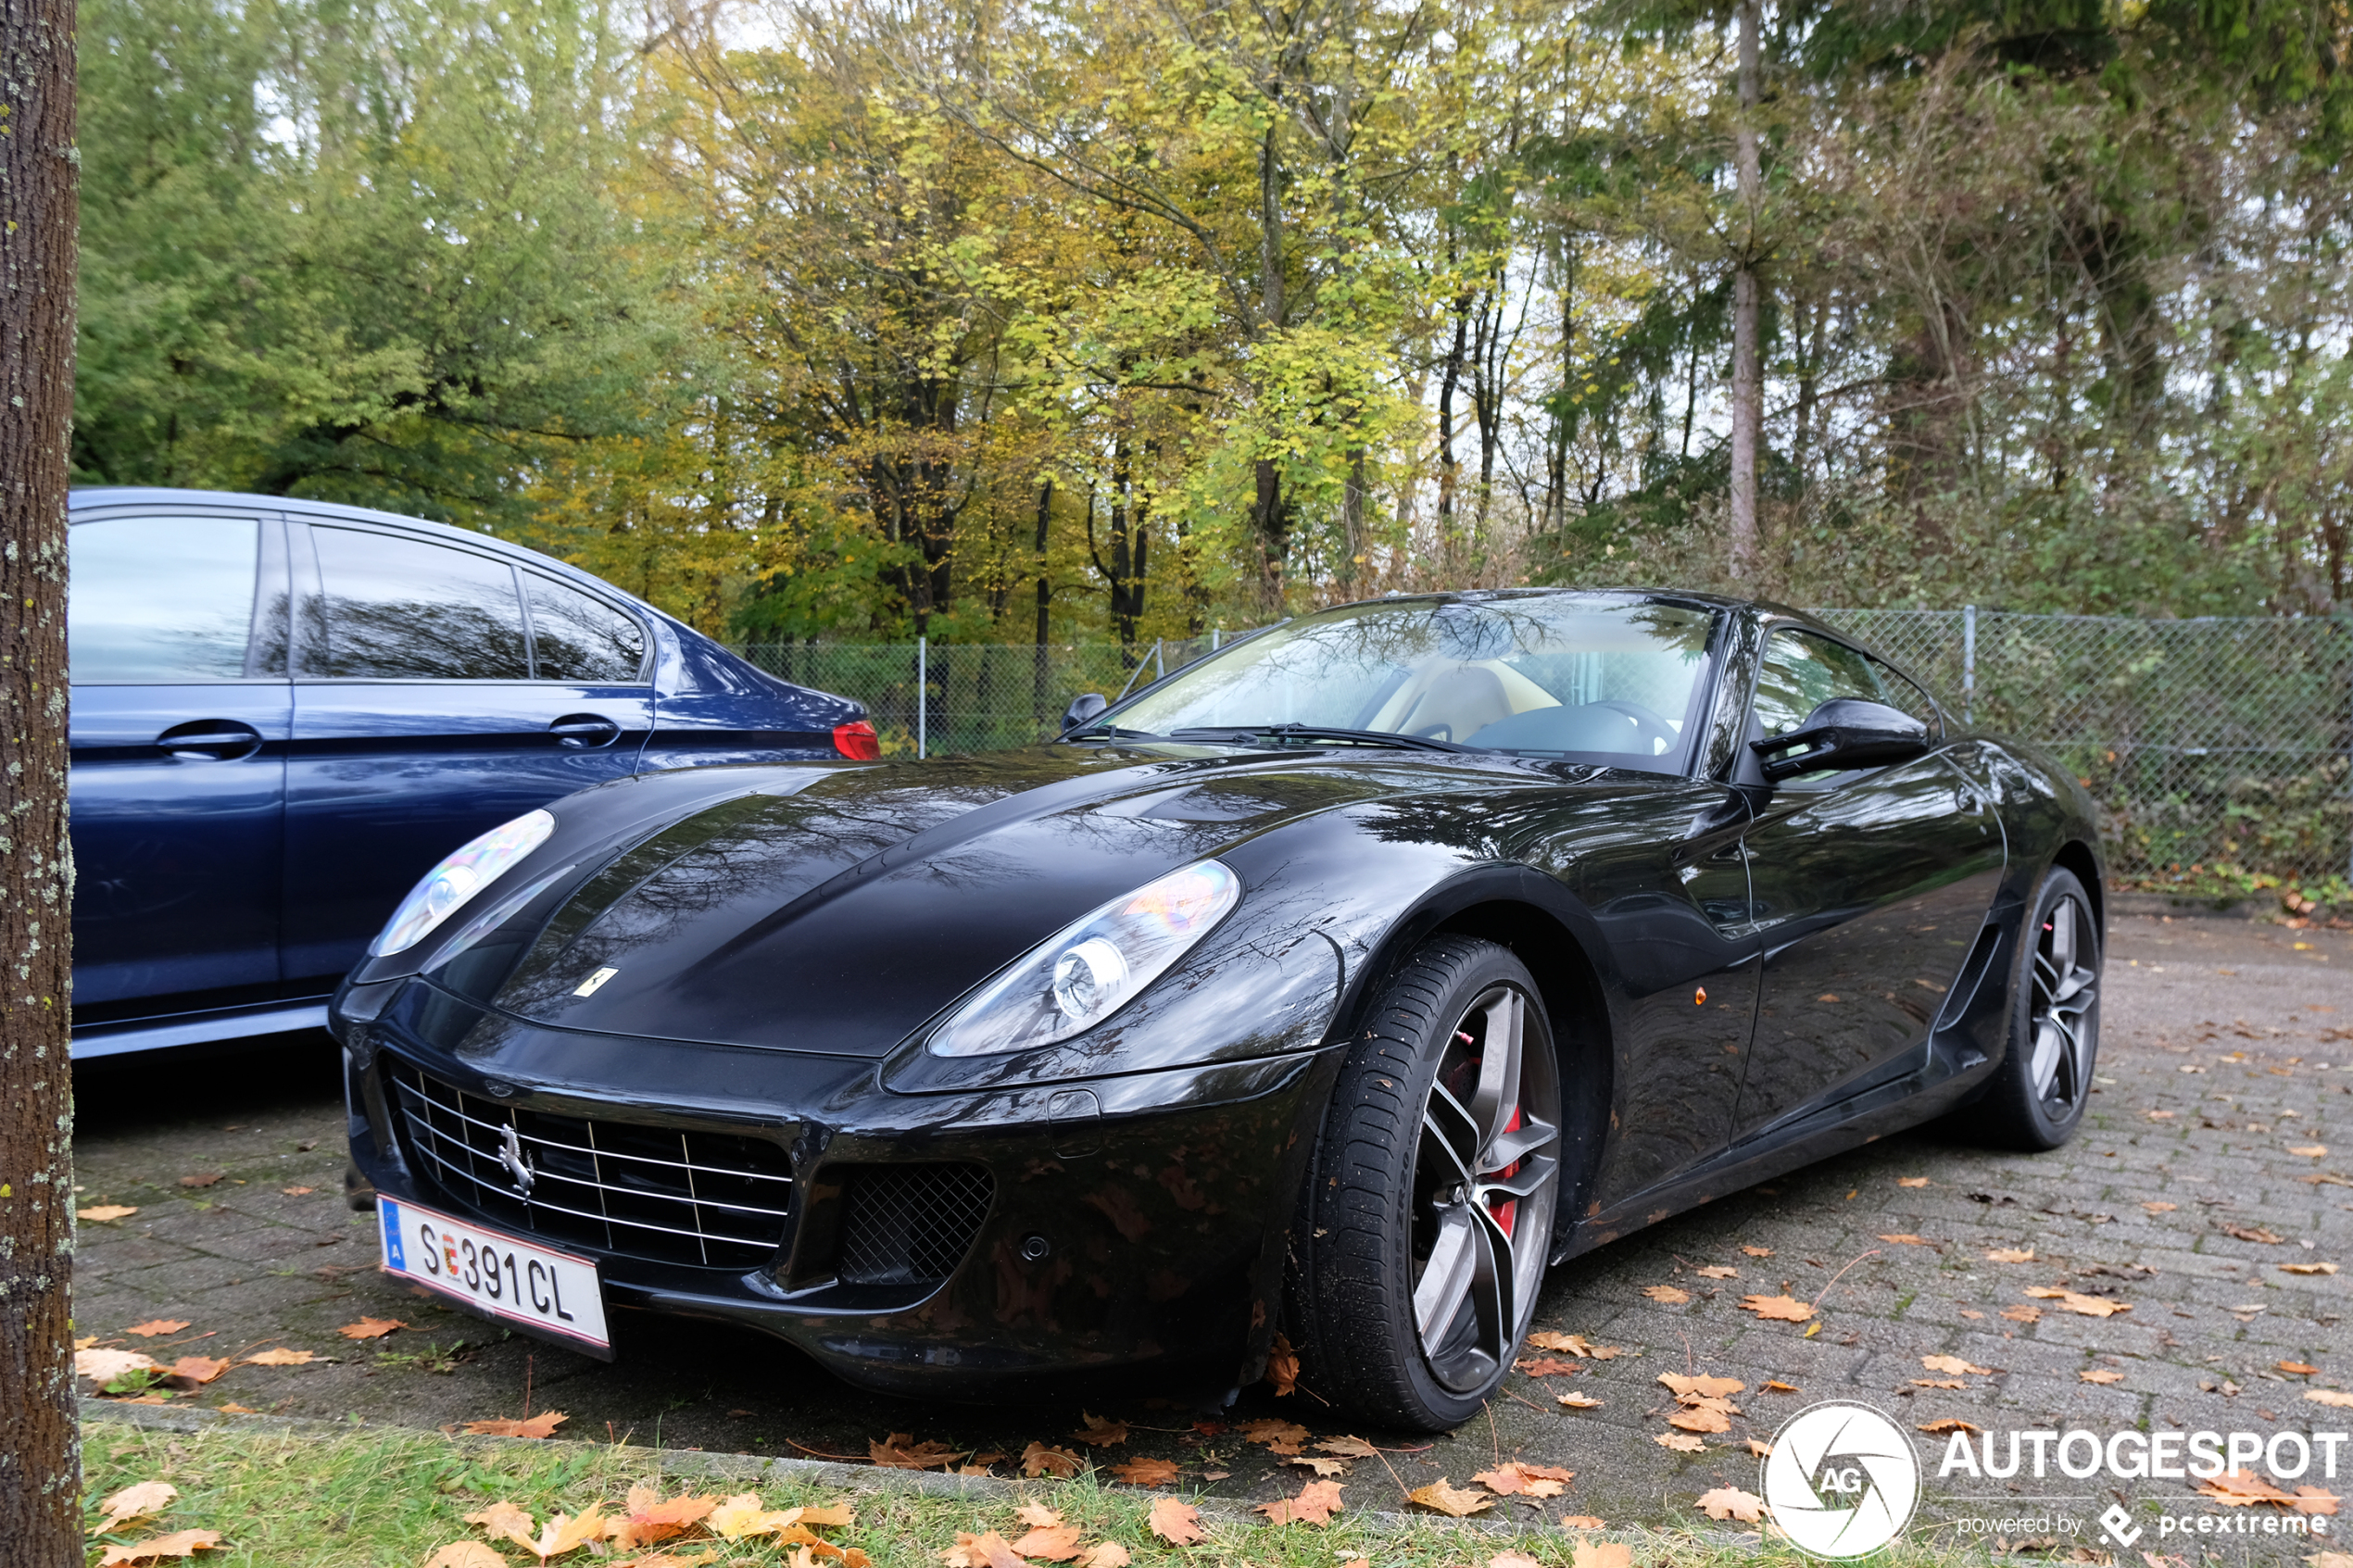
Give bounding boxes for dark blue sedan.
[69,487,875,1059]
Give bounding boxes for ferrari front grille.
[834,1163,995,1286]
[386,1060,794,1270]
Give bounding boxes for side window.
[306,527,530,680]
[1751,631,1885,740]
[525,573,647,683]
[70,516,271,683]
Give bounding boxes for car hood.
[473,744,1516,1057]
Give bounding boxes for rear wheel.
[1975,866,2102,1150]
[1288,936,1563,1429]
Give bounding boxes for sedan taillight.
[832,720,881,760]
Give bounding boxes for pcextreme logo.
[1761,1401,1923,1559]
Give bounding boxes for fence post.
[1962,604,1976,727]
[1154,638,1165,681]
[917,636,927,760]
[1212,628,1221,651]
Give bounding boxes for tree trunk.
[1728,0,1763,585]
[0,0,81,1549]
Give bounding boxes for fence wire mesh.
[738,610,2353,893]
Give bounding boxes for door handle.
[157,720,264,762]
[548,713,623,750]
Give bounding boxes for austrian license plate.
[379,1196,611,1356]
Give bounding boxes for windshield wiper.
[1168,723,1471,754]
[1067,724,1166,742]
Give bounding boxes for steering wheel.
[1591,699,1678,755]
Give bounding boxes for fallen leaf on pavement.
[2144,1201,2178,1213]
[1762,1380,1800,1393]
[2081,1369,2126,1385]
[1516,1358,1581,1376]
[1695,1487,1766,1523]
[166,1357,229,1386]
[1069,1412,1127,1448]
[1642,1285,1691,1305]
[941,1531,1026,1568]
[2003,1305,2043,1323]
[460,1411,567,1439]
[1922,1354,1993,1376]
[76,1348,158,1383]
[1667,1406,1730,1434]
[1556,1392,1604,1410]
[870,1435,966,1470]
[1109,1457,1179,1486]
[80,1206,139,1223]
[2284,1262,2341,1275]
[422,1545,507,1568]
[1746,1439,1773,1457]
[281,1186,315,1197]
[1898,1177,1931,1187]
[2023,1287,2131,1317]
[1694,1265,1738,1279]
[1919,1419,1981,1434]
[2305,1390,2353,1408]
[1281,1455,1348,1477]
[1011,1524,1085,1561]
[1740,1294,1815,1322]
[98,1532,222,1565]
[2282,1361,2322,1375]
[1474,1462,1573,1498]
[336,1317,406,1340]
[124,1321,191,1338]
[2290,1146,2330,1158]
[1407,1480,1492,1517]
[1658,1373,1743,1399]
[96,1482,178,1531]
[1654,1433,1705,1453]
[1740,1245,1773,1257]
[177,1174,223,1189]
[1525,1332,1620,1359]
[1258,1479,1344,1526]
[1879,1234,1931,1246]
[1317,1436,1379,1458]
[2295,1489,2341,1516]
[241,1348,321,1367]
[1021,1442,1083,1478]
[2199,1469,2292,1507]
[1147,1497,1203,1547]
[1912,1378,1965,1390]
[1237,1418,1309,1450]
[2224,1224,2285,1245]
[1571,1539,1632,1568]
[1985,1248,2035,1263]
[1560,1516,1605,1530]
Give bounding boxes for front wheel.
[1287,936,1564,1429]
[1974,866,2103,1150]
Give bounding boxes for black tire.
[1976,866,2102,1150]
[1287,935,1564,1430]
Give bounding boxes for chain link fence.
[738,609,2353,894]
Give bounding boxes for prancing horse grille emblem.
[497,1123,536,1198]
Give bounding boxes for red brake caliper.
[1492,1107,1521,1238]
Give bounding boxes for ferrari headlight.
[370,809,556,958]
[928,860,1240,1056]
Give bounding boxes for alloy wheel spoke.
[1422,1085,1480,1186]
[1414,1207,1478,1344]
[1467,989,1524,1160]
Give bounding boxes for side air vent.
[833,1163,994,1286]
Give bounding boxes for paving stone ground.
[71,911,2353,1556]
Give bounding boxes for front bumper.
[337,977,1337,1399]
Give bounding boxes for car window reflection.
[304,528,531,680]
[69,516,263,684]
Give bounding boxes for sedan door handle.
[157,720,265,762]
[548,713,623,750]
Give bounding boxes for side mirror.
[1061,693,1109,734]
[1750,697,1930,781]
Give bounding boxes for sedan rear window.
[526,572,647,684]
[307,527,531,680]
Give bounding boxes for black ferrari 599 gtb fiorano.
[333,590,2103,1429]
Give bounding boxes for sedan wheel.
[1978,866,2102,1150]
[1289,936,1564,1429]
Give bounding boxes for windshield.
[1086,595,1720,774]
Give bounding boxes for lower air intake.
[834,1163,994,1286]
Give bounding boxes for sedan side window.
[1750,630,1936,786]
[526,572,647,683]
[305,527,531,680]
[70,516,272,683]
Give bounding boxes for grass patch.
[82,1417,2002,1567]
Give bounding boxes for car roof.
[68,485,657,618]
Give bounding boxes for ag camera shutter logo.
[1761,1401,1922,1558]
